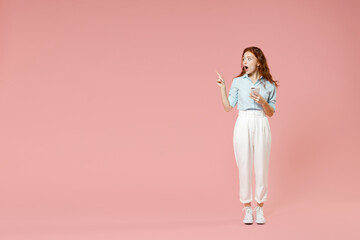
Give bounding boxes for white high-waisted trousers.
[233,110,272,204]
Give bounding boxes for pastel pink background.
[1,0,359,239]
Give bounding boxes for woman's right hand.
[216,71,226,88]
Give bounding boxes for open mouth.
[245,66,249,70]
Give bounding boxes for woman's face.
[242,51,260,75]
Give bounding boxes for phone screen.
[251,87,260,94]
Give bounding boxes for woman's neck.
[248,71,261,83]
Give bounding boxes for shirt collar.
[243,73,264,83]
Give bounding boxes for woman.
[216,46,279,225]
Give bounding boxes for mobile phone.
[250,87,260,95]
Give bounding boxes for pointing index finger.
[215,71,223,80]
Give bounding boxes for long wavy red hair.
[235,46,279,89]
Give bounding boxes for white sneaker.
[242,206,253,224]
[255,206,266,224]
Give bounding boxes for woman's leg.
[233,116,254,205]
[253,116,272,205]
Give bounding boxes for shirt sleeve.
[267,83,276,112]
[228,78,238,108]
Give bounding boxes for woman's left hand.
[250,92,266,105]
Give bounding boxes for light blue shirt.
[228,73,277,112]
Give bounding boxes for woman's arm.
[261,101,274,117]
[220,86,233,112]
[250,92,275,117]
[216,72,234,112]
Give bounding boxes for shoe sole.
[256,221,266,225]
[243,218,253,225]
[243,222,253,225]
